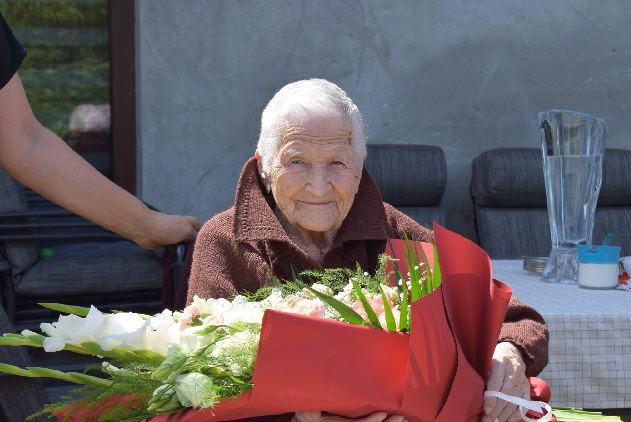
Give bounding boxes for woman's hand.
[481,342,530,422]
[292,411,407,422]
[133,211,202,250]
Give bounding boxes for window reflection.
[1,0,111,178]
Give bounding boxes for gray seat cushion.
[471,148,546,208]
[364,144,447,207]
[14,241,162,296]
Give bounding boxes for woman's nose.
[305,166,332,194]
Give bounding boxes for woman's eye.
[331,160,345,166]
[290,159,304,165]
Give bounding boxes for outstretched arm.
[0,73,201,250]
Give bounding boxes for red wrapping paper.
[60,224,552,422]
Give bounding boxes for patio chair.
[0,304,51,422]
[162,144,449,310]
[0,165,164,335]
[363,144,447,227]
[470,147,631,259]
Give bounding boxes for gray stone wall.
[136,0,631,241]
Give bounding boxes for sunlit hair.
[257,79,367,175]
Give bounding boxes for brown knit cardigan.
[187,158,549,377]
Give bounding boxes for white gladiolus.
[96,309,180,356]
[147,309,180,355]
[42,306,104,352]
[95,312,149,351]
[39,323,57,338]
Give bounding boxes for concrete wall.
[136,0,631,242]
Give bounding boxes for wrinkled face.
[262,114,363,235]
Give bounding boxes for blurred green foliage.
[1,0,110,139]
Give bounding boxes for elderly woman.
[187,79,548,422]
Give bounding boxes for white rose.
[179,326,216,352]
[192,295,231,317]
[175,373,217,409]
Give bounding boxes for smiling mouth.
[302,201,334,206]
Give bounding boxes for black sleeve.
[0,11,27,90]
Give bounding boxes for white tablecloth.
[492,260,631,409]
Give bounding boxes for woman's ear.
[256,154,272,193]
[256,153,266,179]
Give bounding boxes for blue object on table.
[577,244,620,263]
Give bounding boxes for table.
[492,260,631,409]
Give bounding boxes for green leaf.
[2,333,25,338]
[79,341,135,360]
[350,279,382,329]
[37,302,90,316]
[378,285,397,332]
[302,285,366,326]
[399,281,409,332]
[410,240,429,296]
[383,228,404,294]
[0,363,40,378]
[0,336,38,347]
[20,330,45,346]
[417,239,434,295]
[23,366,112,387]
[401,232,423,300]
[432,242,442,289]
[67,371,113,387]
[263,265,282,287]
[291,264,306,285]
[552,407,623,421]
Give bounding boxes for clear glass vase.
[539,110,608,283]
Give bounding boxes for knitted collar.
[233,157,388,246]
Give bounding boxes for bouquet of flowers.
[0,225,621,422]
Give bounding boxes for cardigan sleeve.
[499,296,549,377]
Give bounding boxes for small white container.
[577,244,620,290]
[577,262,619,289]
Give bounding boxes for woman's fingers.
[482,359,507,422]
[383,414,407,422]
[292,411,322,422]
[505,378,533,422]
[293,411,406,422]
[482,342,529,422]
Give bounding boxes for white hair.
[257,79,366,174]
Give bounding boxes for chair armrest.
[0,210,129,241]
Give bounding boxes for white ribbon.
[484,391,553,422]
